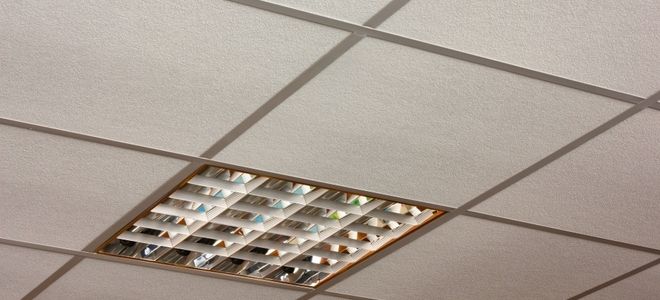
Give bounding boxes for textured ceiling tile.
[379,0,660,97]
[37,259,305,299]
[473,109,660,248]
[585,263,660,300]
[267,0,390,24]
[216,37,629,208]
[0,125,188,249]
[0,244,72,299]
[0,0,346,155]
[327,216,657,300]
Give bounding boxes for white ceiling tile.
[379,0,660,97]
[472,109,660,248]
[267,0,390,24]
[0,244,72,299]
[0,125,188,249]
[327,216,657,300]
[37,259,305,299]
[0,0,347,155]
[585,263,660,300]
[216,37,629,208]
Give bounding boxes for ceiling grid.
[296,95,660,300]
[228,0,660,110]
[2,0,659,299]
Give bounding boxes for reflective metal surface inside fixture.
[98,165,444,287]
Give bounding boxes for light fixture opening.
[98,165,444,287]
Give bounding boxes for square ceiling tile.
[0,0,347,155]
[37,259,305,299]
[327,216,657,300]
[0,125,188,249]
[472,109,660,249]
[0,244,72,299]
[585,263,660,300]
[216,37,629,208]
[267,0,390,24]
[379,0,660,97]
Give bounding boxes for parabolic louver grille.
[99,165,443,287]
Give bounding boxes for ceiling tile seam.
[21,257,83,300]
[0,117,200,162]
[568,258,660,299]
[361,0,410,28]
[198,0,410,158]
[320,290,382,300]
[0,238,81,257]
[462,211,660,255]
[228,0,657,109]
[650,100,660,110]
[297,92,660,299]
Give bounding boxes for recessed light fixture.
[98,165,443,287]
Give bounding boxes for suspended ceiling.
[1,0,660,299]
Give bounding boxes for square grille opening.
[98,165,444,287]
